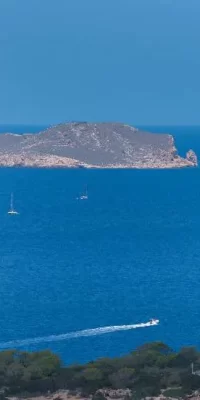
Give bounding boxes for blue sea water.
[0,125,48,134]
[0,125,200,364]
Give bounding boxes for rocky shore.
[0,123,197,169]
[8,389,200,400]
[0,151,197,169]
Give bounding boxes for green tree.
[0,350,15,366]
[137,342,172,355]
[82,367,103,382]
[109,368,135,389]
[29,351,61,377]
[179,347,199,363]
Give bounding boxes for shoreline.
[0,155,197,170]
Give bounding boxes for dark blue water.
[0,126,200,364]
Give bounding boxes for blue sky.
[0,0,199,125]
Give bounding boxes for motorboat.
[149,318,159,325]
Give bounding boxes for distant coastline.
[0,122,197,169]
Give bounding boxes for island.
[1,342,200,400]
[0,122,197,169]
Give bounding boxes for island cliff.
[0,122,197,169]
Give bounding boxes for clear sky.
[0,0,200,125]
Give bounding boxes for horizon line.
[0,123,200,127]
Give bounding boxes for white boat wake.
[0,320,159,349]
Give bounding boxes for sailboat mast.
[8,192,19,215]
[11,193,13,210]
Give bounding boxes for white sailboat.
[8,193,19,215]
[79,186,88,200]
[76,186,88,200]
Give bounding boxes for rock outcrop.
[0,122,197,169]
[186,149,198,165]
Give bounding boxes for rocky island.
[0,122,197,169]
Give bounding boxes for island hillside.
[0,122,197,168]
[1,342,200,400]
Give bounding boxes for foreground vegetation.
[1,342,200,398]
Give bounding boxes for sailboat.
[77,186,88,200]
[8,193,19,215]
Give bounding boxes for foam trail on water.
[0,322,153,349]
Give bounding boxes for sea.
[0,124,200,365]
